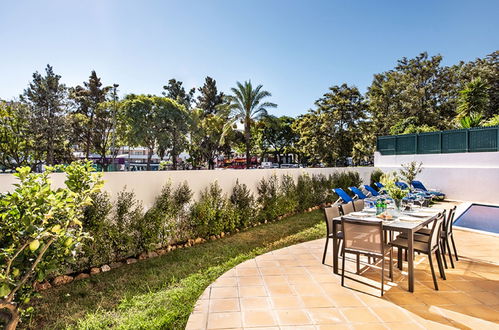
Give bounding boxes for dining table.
[332,206,442,292]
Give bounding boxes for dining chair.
[341,217,393,296]
[340,201,355,215]
[322,205,343,264]
[353,199,365,212]
[390,212,446,290]
[413,206,458,268]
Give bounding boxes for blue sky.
[1,0,498,117]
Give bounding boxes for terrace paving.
[187,203,499,329]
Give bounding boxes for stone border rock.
[36,205,327,291]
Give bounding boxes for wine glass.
[415,195,424,208]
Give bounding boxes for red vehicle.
[219,157,259,169]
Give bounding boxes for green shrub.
[311,174,332,206]
[256,175,282,222]
[80,192,114,268]
[229,180,256,228]
[279,175,298,215]
[170,182,194,242]
[191,182,235,237]
[331,171,362,193]
[115,190,144,256]
[139,182,193,250]
[370,168,384,188]
[296,174,314,211]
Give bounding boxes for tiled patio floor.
[187,211,499,329]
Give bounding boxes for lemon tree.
[0,160,102,330]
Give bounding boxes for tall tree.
[456,77,489,119]
[257,115,297,167]
[162,78,195,109]
[69,71,111,159]
[226,81,277,168]
[155,97,189,170]
[294,84,366,166]
[189,76,229,169]
[457,50,499,119]
[121,95,157,170]
[92,84,122,170]
[196,76,225,116]
[21,65,70,166]
[0,101,38,170]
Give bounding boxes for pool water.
[454,204,499,234]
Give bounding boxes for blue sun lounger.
[363,185,379,197]
[395,181,410,190]
[333,188,353,203]
[349,186,367,199]
[411,180,446,200]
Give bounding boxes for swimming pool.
[454,204,499,234]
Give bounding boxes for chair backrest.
[363,185,379,196]
[333,188,353,203]
[411,180,427,191]
[353,199,364,212]
[340,201,355,215]
[374,182,384,189]
[349,187,367,199]
[323,205,341,236]
[445,206,457,234]
[395,181,409,190]
[429,210,446,249]
[341,217,384,255]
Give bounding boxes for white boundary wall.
[0,167,374,209]
[374,152,499,204]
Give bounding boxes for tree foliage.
[456,77,489,119]
[0,101,37,171]
[226,81,277,168]
[294,84,365,166]
[257,115,298,166]
[162,79,195,110]
[20,65,71,166]
[69,71,112,159]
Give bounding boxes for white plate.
[350,212,369,217]
[398,216,423,222]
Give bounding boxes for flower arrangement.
[380,172,408,204]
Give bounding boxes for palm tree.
[226,81,277,168]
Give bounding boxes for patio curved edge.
[186,232,499,329]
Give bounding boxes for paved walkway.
[187,228,499,329]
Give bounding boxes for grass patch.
[26,210,324,329]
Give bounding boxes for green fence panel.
[377,136,396,155]
[396,134,417,154]
[377,126,499,154]
[469,127,498,152]
[417,132,441,154]
[441,130,468,153]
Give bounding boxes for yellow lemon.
[29,239,40,251]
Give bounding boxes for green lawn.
[26,210,325,329]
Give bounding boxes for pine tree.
[70,70,111,159]
[21,65,70,166]
[196,76,225,116]
[162,78,195,109]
